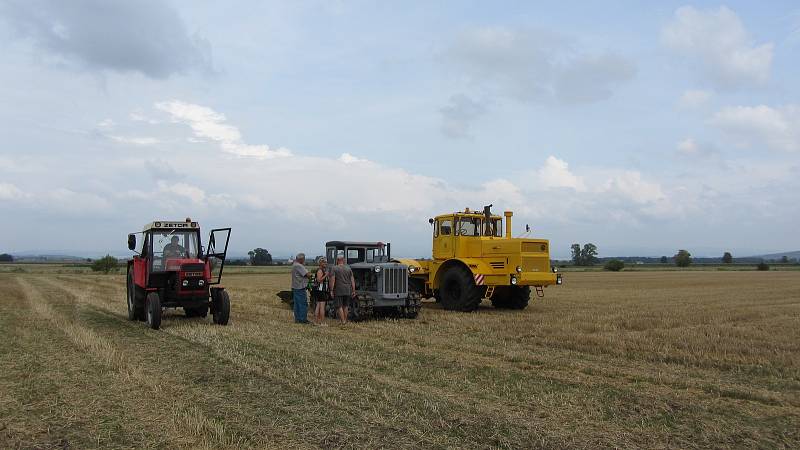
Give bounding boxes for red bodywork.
[132,256,215,293]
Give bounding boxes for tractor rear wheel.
[146,292,162,330]
[126,272,145,321]
[212,289,230,325]
[439,266,483,312]
[491,286,530,310]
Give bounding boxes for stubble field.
[1,268,798,449]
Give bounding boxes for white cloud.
[675,138,719,159]
[43,188,111,214]
[96,118,115,129]
[0,183,25,200]
[678,89,712,109]
[158,181,206,203]
[339,153,368,164]
[536,156,586,191]
[445,26,635,105]
[676,138,699,155]
[662,6,773,87]
[156,100,292,159]
[710,105,800,152]
[109,135,160,145]
[602,171,665,204]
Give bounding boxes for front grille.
[521,257,546,272]
[181,263,205,272]
[489,261,505,269]
[382,267,407,295]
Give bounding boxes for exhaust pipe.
[504,211,512,238]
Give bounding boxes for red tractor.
[126,218,231,330]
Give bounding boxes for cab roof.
[143,220,199,231]
[435,212,503,220]
[325,241,385,249]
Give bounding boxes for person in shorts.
[329,254,356,324]
[311,257,330,325]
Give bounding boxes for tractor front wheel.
[146,292,162,330]
[439,266,483,312]
[212,289,230,325]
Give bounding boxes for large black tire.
[491,286,531,310]
[126,272,136,320]
[439,266,483,312]
[146,292,161,330]
[212,289,230,325]
[185,305,209,318]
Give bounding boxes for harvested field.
[1,270,798,448]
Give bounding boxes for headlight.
[408,266,416,273]
[510,276,518,285]
[198,279,205,287]
[181,279,189,287]
[552,267,558,273]
[516,266,522,273]
[374,266,382,273]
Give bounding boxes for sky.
[1,1,799,259]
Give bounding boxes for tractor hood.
[481,239,549,256]
[164,257,205,272]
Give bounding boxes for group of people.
[291,253,356,326]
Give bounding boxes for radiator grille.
[382,267,408,294]
[489,261,505,269]
[521,257,546,272]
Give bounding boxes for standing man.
[329,254,356,324]
[291,253,311,324]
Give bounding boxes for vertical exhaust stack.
[504,211,513,239]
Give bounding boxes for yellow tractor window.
[484,219,503,237]
[440,219,452,236]
[457,217,481,237]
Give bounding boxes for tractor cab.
[126,218,232,330]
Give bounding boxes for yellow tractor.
[396,205,562,311]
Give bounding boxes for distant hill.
[747,250,800,260]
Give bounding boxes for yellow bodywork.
[403,209,560,296]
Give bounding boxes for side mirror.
[428,218,434,225]
[127,234,136,251]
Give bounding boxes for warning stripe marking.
[474,274,485,285]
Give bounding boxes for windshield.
[346,248,365,264]
[366,247,386,262]
[150,230,199,271]
[457,217,481,237]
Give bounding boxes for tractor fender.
[432,258,490,289]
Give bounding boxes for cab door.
[433,216,454,260]
[205,228,231,285]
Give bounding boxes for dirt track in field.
[1,270,799,449]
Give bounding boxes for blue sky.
[1,1,799,258]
